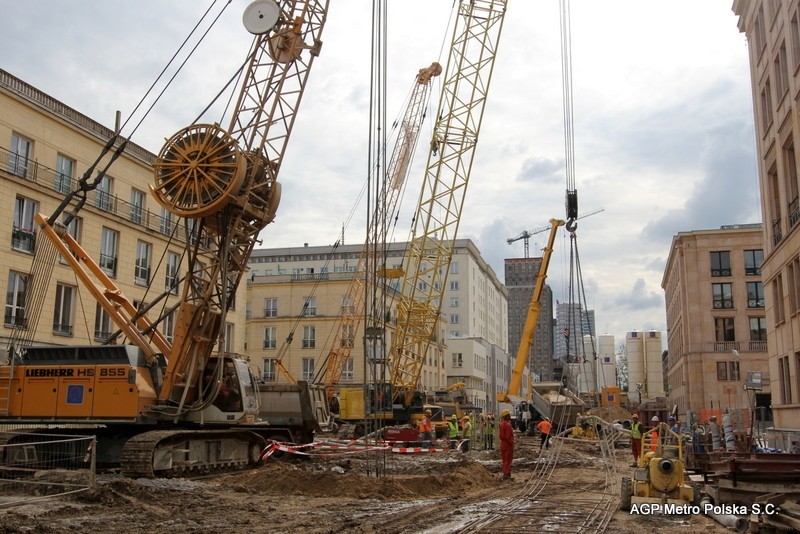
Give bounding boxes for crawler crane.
[0,0,328,476]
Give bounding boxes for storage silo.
[596,334,617,388]
[626,332,645,401]
[644,330,665,398]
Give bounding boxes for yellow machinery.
[0,0,328,476]
[619,423,696,511]
[498,219,564,404]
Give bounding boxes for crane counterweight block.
[151,124,246,219]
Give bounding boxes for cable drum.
[151,123,246,218]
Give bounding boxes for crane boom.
[498,219,564,404]
[389,0,508,406]
[319,62,441,396]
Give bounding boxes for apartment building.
[0,69,246,357]
[733,0,800,431]
[661,225,769,420]
[247,239,512,412]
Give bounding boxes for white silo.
[580,335,597,393]
[644,331,665,398]
[596,334,617,388]
[626,332,645,402]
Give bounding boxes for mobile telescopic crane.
[0,0,328,477]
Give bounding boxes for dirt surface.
[0,433,735,533]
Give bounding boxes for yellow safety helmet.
[501,409,511,417]
[425,409,432,415]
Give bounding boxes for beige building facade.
[662,225,769,420]
[247,239,512,412]
[0,69,246,359]
[733,0,800,430]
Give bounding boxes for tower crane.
[6,0,329,477]
[507,207,604,258]
[317,62,442,399]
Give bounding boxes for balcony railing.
[3,313,28,329]
[773,217,783,246]
[11,225,36,253]
[703,340,767,353]
[53,322,73,336]
[790,197,800,228]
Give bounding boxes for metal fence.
[0,431,96,507]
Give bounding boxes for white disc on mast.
[243,0,280,35]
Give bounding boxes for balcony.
[3,313,28,329]
[11,225,36,253]
[773,217,783,246]
[704,340,767,353]
[790,197,800,228]
[53,322,73,336]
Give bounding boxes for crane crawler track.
[120,429,265,479]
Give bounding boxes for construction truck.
[619,422,697,511]
[0,0,328,477]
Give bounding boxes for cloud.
[614,279,663,311]
[517,156,565,184]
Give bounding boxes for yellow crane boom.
[498,218,564,404]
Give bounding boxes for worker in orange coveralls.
[499,408,514,480]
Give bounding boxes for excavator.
[0,0,328,477]
[337,0,508,437]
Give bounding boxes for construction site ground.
[0,432,733,533]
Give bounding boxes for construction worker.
[485,415,496,450]
[499,409,514,480]
[418,409,434,447]
[629,413,643,467]
[461,415,473,452]
[536,417,552,450]
[649,416,660,452]
[447,414,460,450]
[667,415,680,445]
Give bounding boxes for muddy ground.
[0,433,734,533]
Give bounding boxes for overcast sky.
[1,1,759,349]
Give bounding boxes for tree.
[616,343,628,392]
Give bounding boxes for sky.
[1,1,760,349]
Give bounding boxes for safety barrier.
[260,438,465,459]
[0,431,96,507]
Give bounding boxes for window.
[163,310,176,343]
[165,252,180,294]
[450,281,459,291]
[55,154,74,194]
[12,196,37,253]
[710,251,731,277]
[262,359,277,381]
[95,175,113,211]
[130,189,145,224]
[135,240,152,285]
[755,5,766,56]
[747,281,765,308]
[744,249,763,275]
[100,227,119,277]
[340,324,355,348]
[761,79,773,132]
[264,297,277,318]
[263,326,276,349]
[450,314,459,324]
[303,296,316,316]
[4,271,28,328]
[774,42,790,100]
[785,139,800,227]
[59,215,82,264]
[451,297,459,307]
[341,295,355,315]
[302,325,315,348]
[716,361,728,381]
[342,358,354,382]
[793,11,800,71]
[779,355,792,404]
[712,283,733,309]
[301,357,315,381]
[94,304,111,341]
[224,323,234,353]
[450,262,459,274]
[774,274,786,324]
[714,317,735,342]
[729,361,740,382]
[53,284,74,336]
[750,317,767,341]
[8,133,31,178]
[160,206,173,235]
[452,352,463,368]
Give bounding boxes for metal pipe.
[700,497,748,532]
[722,413,736,452]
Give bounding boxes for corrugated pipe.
[699,497,748,532]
